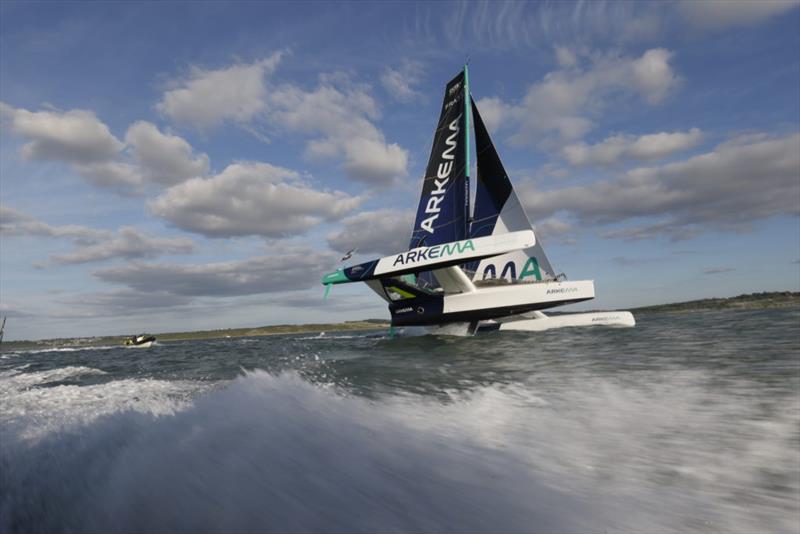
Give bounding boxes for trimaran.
[322,66,634,336]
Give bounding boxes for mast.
[463,63,471,238]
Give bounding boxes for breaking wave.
[1,369,797,533]
[0,366,203,441]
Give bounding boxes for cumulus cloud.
[327,209,415,256]
[381,60,424,102]
[629,49,678,105]
[157,53,283,129]
[1,205,194,264]
[676,0,799,30]
[1,205,107,242]
[562,128,703,166]
[520,132,800,239]
[156,55,409,185]
[473,97,515,135]
[125,121,209,185]
[1,103,209,192]
[64,290,194,314]
[533,217,573,241]
[476,48,681,145]
[94,248,337,297]
[268,77,408,184]
[555,46,579,68]
[341,138,408,183]
[51,227,194,265]
[1,105,123,163]
[74,161,147,190]
[149,162,362,238]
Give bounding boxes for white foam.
[0,366,205,441]
[0,365,107,391]
[296,333,367,340]
[1,370,797,533]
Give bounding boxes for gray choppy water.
[1,308,798,533]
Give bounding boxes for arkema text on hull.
[321,65,634,335]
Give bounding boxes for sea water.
[1,308,798,533]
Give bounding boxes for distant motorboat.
[123,334,156,348]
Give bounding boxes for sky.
[1,1,799,340]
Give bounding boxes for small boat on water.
[123,334,156,348]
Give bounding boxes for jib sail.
[467,97,556,282]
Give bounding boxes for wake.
[1,369,797,533]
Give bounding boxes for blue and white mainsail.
[407,68,470,287]
[408,70,469,250]
[467,97,556,282]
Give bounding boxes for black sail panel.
[468,97,556,280]
[408,71,467,250]
[469,97,512,239]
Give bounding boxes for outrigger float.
[322,66,634,336]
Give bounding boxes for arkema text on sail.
[420,113,461,234]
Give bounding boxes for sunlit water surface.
[1,308,798,533]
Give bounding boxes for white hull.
[125,340,155,348]
[494,311,635,332]
[443,280,595,315]
[395,310,634,337]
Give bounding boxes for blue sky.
[1,1,798,340]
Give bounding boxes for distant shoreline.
[2,292,797,350]
[628,291,799,314]
[1,321,390,351]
